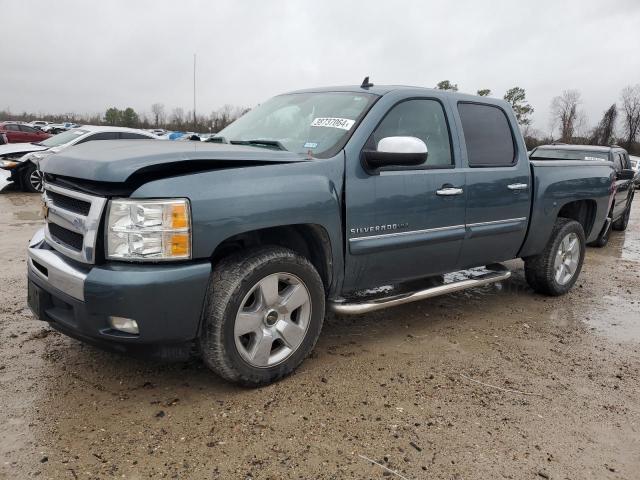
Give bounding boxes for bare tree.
[550,90,582,143]
[151,103,165,128]
[589,104,617,145]
[170,107,185,129]
[620,85,640,150]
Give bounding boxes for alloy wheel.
[554,232,580,285]
[234,272,312,368]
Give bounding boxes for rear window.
[458,103,515,167]
[530,149,609,161]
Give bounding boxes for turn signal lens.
[170,203,189,229]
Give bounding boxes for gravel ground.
[1,177,639,479]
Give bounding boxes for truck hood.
[40,140,310,183]
[0,142,48,159]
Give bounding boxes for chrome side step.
[329,264,511,315]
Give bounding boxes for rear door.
[455,102,531,269]
[18,124,43,141]
[3,123,23,142]
[343,96,466,291]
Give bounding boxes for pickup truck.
[28,83,615,386]
[530,144,635,246]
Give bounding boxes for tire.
[199,246,325,387]
[612,200,632,231]
[22,163,44,193]
[524,218,586,296]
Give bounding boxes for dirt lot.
[1,176,639,480]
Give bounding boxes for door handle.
[507,183,528,191]
[436,187,464,196]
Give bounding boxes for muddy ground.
[1,174,639,479]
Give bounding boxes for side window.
[371,99,452,167]
[614,153,624,172]
[76,132,119,144]
[458,103,515,167]
[119,132,151,139]
[4,124,20,131]
[19,125,37,133]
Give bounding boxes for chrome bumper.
[28,228,87,301]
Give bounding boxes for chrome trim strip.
[28,229,87,301]
[349,224,466,243]
[466,217,527,228]
[329,265,511,315]
[43,182,107,264]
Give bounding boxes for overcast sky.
[2,0,639,133]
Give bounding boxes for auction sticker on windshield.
[311,117,355,130]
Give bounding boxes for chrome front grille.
[43,183,107,264]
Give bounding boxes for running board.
[329,264,511,315]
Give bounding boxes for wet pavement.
[1,182,639,479]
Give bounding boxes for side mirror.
[617,169,636,181]
[363,136,428,171]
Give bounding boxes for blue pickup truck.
[28,83,616,386]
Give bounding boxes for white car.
[0,125,157,192]
[29,120,50,130]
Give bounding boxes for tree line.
[0,103,249,134]
[2,84,639,154]
[435,80,640,154]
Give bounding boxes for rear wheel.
[22,163,44,193]
[525,218,585,296]
[199,246,325,387]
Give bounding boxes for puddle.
[583,294,640,343]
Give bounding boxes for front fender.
[131,155,345,287]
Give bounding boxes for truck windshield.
[531,149,609,161]
[215,92,377,157]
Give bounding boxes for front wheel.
[524,218,586,296]
[22,163,44,193]
[199,246,325,387]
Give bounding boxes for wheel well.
[557,200,597,237]
[211,225,333,292]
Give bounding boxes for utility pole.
[193,53,197,131]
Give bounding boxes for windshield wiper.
[229,139,287,151]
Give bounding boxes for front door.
[455,101,531,268]
[343,97,466,291]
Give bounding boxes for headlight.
[106,199,191,261]
[0,160,19,169]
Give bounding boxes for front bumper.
[27,228,211,360]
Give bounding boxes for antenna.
[193,53,196,131]
[360,76,374,89]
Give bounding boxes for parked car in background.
[0,122,51,143]
[42,124,70,134]
[29,121,50,130]
[28,84,616,386]
[530,145,635,246]
[630,155,639,188]
[0,126,157,192]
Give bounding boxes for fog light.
[109,316,139,334]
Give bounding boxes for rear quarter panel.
[518,160,615,257]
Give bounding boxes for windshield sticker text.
[311,117,355,130]
[304,142,318,149]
